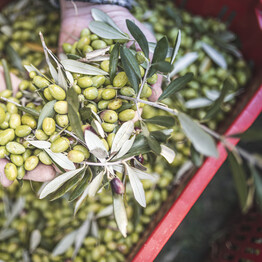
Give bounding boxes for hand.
[59,0,162,100]
[0,68,56,187]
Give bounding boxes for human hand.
[0,68,56,187]
[59,0,162,100]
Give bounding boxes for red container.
[132,0,262,261]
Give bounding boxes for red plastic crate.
[132,0,262,261]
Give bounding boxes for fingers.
[0,159,13,187]
[149,75,163,102]
[23,164,56,182]
[0,66,21,93]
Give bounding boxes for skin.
[59,0,162,100]
[0,68,56,187]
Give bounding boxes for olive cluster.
[0,0,60,75]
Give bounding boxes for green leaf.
[0,228,17,241]
[29,141,51,149]
[151,61,172,73]
[89,21,129,40]
[88,171,105,198]
[126,19,149,58]
[80,107,92,123]
[116,102,133,113]
[228,151,248,211]
[144,116,175,127]
[67,87,79,112]
[190,144,203,167]
[204,77,236,120]
[151,129,173,142]
[109,42,120,83]
[178,112,218,157]
[249,164,262,211]
[17,105,39,117]
[146,135,161,155]
[67,54,82,60]
[120,46,141,93]
[1,59,12,91]
[170,30,181,64]
[158,72,193,101]
[37,100,56,130]
[229,129,262,142]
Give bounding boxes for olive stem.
[0,96,21,107]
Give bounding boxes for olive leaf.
[29,140,51,149]
[61,59,108,75]
[150,61,173,74]
[190,145,203,167]
[228,151,248,211]
[74,184,90,215]
[170,30,181,64]
[160,144,176,163]
[185,97,213,109]
[201,42,227,69]
[91,220,99,238]
[88,171,105,198]
[120,46,141,93]
[126,19,149,58]
[37,100,56,130]
[0,228,17,241]
[146,135,161,155]
[1,59,12,91]
[129,166,158,182]
[85,130,108,159]
[89,21,129,40]
[144,116,175,127]
[113,194,128,237]
[96,205,113,219]
[91,8,125,34]
[114,135,136,159]
[111,121,134,153]
[57,66,68,90]
[125,164,146,207]
[39,166,85,199]
[249,164,262,210]
[91,119,105,138]
[178,112,218,158]
[29,230,41,253]
[52,230,78,256]
[148,42,173,58]
[45,149,76,171]
[109,42,120,82]
[170,52,198,77]
[158,72,193,101]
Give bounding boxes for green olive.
[77,76,93,88]
[90,34,99,41]
[101,89,116,100]
[98,100,110,110]
[92,75,105,87]
[6,142,26,154]
[22,149,32,161]
[86,103,98,113]
[100,110,118,123]
[147,74,158,85]
[4,163,17,181]
[7,102,18,114]
[67,150,85,163]
[33,76,50,88]
[83,45,93,54]
[50,137,70,153]
[24,156,39,171]
[113,72,128,87]
[0,129,15,146]
[91,40,107,50]
[62,43,72,53]
[10,154,24,167]
[107,133,115,149]
[119,109,135,121]
[140,83,152,98]
[0,90,12,98]
[48,84,66,100]
[77,36,91,49]
[120,87,135,97]
[42,118,56,136]
[35,129,49,140]
[100,60,110,72]
[54,101,68,114]
[56,114,69,127]
[17,166,26,180]
[9,114,21,129]
[83,87,98,100]
[108,99,122,110]
[73,145,90,159]
[81,28,91,37]
[39,151,52,165]
[0,107,6,124]
[135,51,146,64]
[21,114,37,129]
[73,84,81,94]
[43,88,54,101]
[0,146,9,158]
[101,122,116,132]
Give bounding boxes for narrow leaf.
[249,164,262,211]
[144,116,175,127]
[151,61,173,73]
[88,171,105,197]
[109,42,120,82]
[57,66,68,90]
[1,59,12,91]
[158,72,193,101]
[29,141,51,149]
[151,36,168,64]
[178,112,218,157]
[6,44,26,75]
[96,205,113,218]
[68,104,84,141]
[160,144,176,163]
[113,194,128,237]
[30,230,41,253]
[146,135,161,155]
[170,30,181,64]
[74,185,90,215]
[37,100,56,129]
[126,19,149,58]
[114,135,136,159]
[130,167,158,182]
[185,97,212,109]
[0,228,17,241]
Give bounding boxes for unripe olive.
[108,99,122,110]
[0,146,9,158]
[81,28,91,37]
[67,150,85,163]
[56,114,69,127]
[107,133,115,149]
[83,45,93,54]
[0,120,9,129]
[86,103,98,113]
[120,87,135,97]
[15,91,23,99]
[113,72,128,87]
[29,71,37,79]
[21,114,37,129]
[48,84,66,100]
[17,166,26,180]
[135,51,146,64]
[83,87,98,100]
[4,163,17,181]
[0,129,15,146]
[43,88,54,101]
[73,145,90,159]
[92,75,106,87]
[101,89,116,100]
[0,90,12,98]
[34,129,48,141]
[42,118,56,136]
[100,110,118,123]
[7,102,18,114]
[54,101,68,114]
[18,80,29,91]
[50,137,70,153]
[77,76,93,88]
[90,34,99,41]
[101,122,116,132]
[98,100,110,110]
[33,76,49,88]
[140,83,152,98]
[26,102,36,109]
[62,43,72,53]
[119,109,135,122]
[0,107,5,124]
[6,142,26,154]
[147,74,158,85]
[9,114,21,129]
[100,60,110,72]
[77,36,91,49]
[10,154,24,167]
[73,84,81,94]
[24,156,39,171]
[91,40,107,50]
[39,151,52,165]
[22,149,32,161]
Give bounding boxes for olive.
[135,51,146,64]
[101,89,116,100]
[21,114,37,129]
[113,72,128,87]
[111,177,125,194]
[50,137,70,153]
[120,87,135,97]
[77,36,91,49]
[56,114,69,127]
[108,99,122,110]
[91,40,107,50]
[43,87,54,101]
[0,146,9,158]
[0,129,15,146]
[9,114,21,129]
[81,28,91,37]
[54,101,68,114]
[17,166,26,180]
[67,150,85,163]
[6,142,26,154]
[119,109,135,122]
[24,156,39,171]
[100,110,118,123]
[73,145,90,159]
[42,118,56,136]
[83,87,98,100]
[22,149,32,161]
[4,163,17,181]
[62,43,72,53]
[48,84,66,100]
[92,75,106,88]
[77,76,93,88]
[35,129,49,140]
[33,76,49,88]
[100,60,110,72]
[83,45,93,54]
[0,90,12,98]
[107,133,115,149]
[0,107,6,124]
[147,74,158,85]
[7,102,18,114]
[98,100,110,110]
[39,151,52,165]
[10,154,24,167]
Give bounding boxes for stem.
[1,59,12,91]
[84,156,134,167]
[0,96,20,107]
[137,64,150,100]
